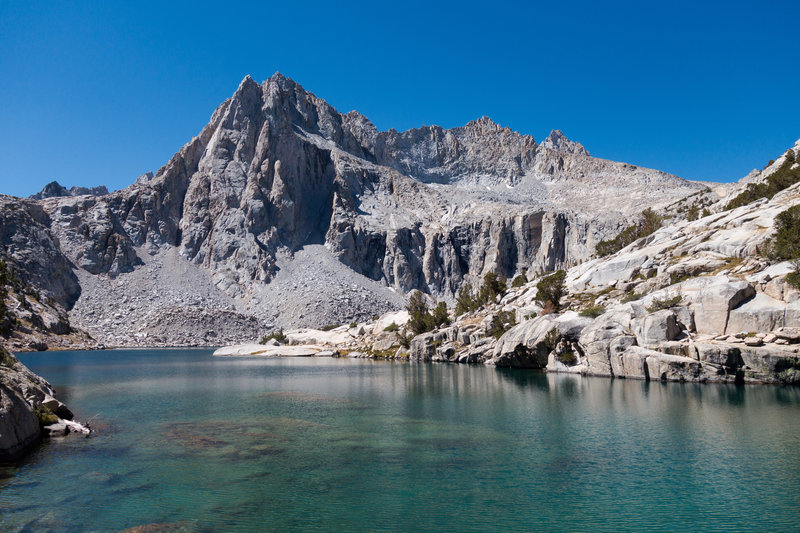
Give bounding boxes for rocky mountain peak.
[540,129,589,157]
[29,181,109,200]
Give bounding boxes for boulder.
[491,313,592,369]
[577,309,635,377]
[726,292,786,335]
[694,342,743,369]
[632,309,680,347]
[774,327,800,343]
[644,351,707,382]
[689,279,755,335]
[0,382,41,461]
[373,311,410,333]
[609,345,650,379]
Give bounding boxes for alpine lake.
[2,348,799,532]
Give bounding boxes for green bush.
[535,270,566,312]
[767,205,800,261]
[542,328,560,352]
[726,153,800,210]
[406,291,451,334]
[786,264,800,289]
[479,272,507,303]
[260,328,287,344]
[396,331,411,348]
[557,351,577,365]
[383,322,400,332]
[646,295,682,312]
[511,273,527,288]
[454,273,509,317]
[487,310,517,339]
[579,305,606,318]
[0,348,16,368]
[406,290,431,335]
[349,321,358,329]
[596,208,663,257]
[622,291,644,303]
[34,405,58,427]
[687,205,699,221]
[320,323,341,331]
[431,301,450,328]
[455,282,479,316]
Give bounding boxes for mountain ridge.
[5,73,709,346]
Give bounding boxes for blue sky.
[1,1,798,197]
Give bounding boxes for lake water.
[2,349,800,532]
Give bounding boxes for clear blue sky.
[1,1,799,197]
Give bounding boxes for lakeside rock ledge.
[0,346,89,461]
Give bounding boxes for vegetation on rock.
[260,328,287,344]
[765,204,800,289]
[488,310,517,339]
[579,305,606,318]
[646,295,682,312]
[406,291,450,335]
[726,152,800,210]
[455,273,509,316]
[596,208,662,257]
[535,270,566,312]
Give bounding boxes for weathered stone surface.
[726,292,786,335]
[610,346,650,379]
[644,351,706,382]
[632,309,680,347]
[577,309,635,377]
[0,347,82,461]
[491,312,592,368]
[690,279,755,335]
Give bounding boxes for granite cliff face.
[5,74,706,346]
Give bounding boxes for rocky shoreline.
[0,346,90,462]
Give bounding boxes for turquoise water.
[2,349,800,532]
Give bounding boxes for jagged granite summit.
[29,181,108,200]
[5,73,706,347]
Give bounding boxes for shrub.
[535,270,566,312]
[622,291,643,303]
[787,260,800,290]
[687,205,699,221]
[383,322,399,332]
[406,290,432,335]
[349,321,358,329]
[34,405,58,427]
[479,272,507,303]
[260,328,286,344]
[511,273,527,288]
[320,323,341,331]
[455,282,479,316]
[767,205,800,261]
[646,295,682,312]
[396,331,411,348]
[596,208,663,257]
[431,301,450,328]
[542,328,560,352]
[579,305,606,318]
[557,351,578,365]
[726,154,800,210]
[455,273,509,317]
[487,310,517,339]
[0,348,16,368]
[702,208,711,218]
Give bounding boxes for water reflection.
[1,350,798,532]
